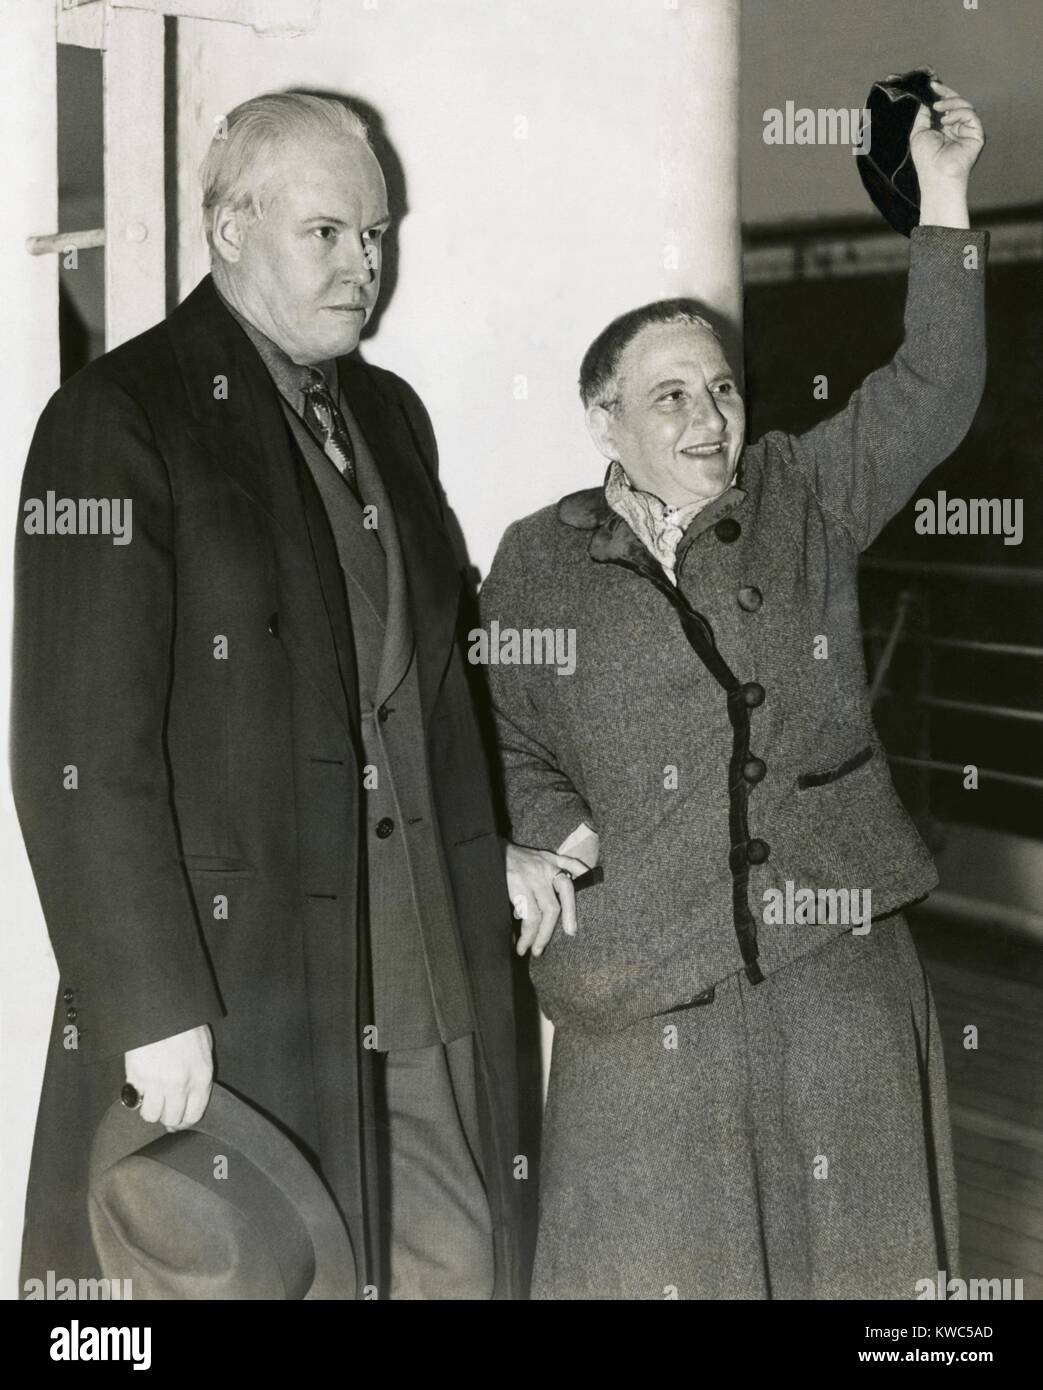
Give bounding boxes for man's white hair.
[199,92,372,246]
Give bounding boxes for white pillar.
[0,0,60,1299]
[104,4,166,346]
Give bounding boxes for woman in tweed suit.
[480,83,987,1299]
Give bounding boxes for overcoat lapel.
[337,356,462,723]
[166,277,361,745]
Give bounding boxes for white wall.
[178,0,741,577]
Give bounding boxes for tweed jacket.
[480,226,988,1034]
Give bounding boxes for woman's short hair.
[579,299,723,411]
[199,92,371,245]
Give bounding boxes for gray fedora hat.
[88,1083,356,1300]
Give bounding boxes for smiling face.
[210,133,389,364]
[586,319,746,507]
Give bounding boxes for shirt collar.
[604,459,735,583]
[213,285,336,413]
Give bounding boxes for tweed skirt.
[533,915,958,1300]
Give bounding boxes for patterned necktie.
[302,368,359,494]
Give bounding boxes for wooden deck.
[910,910,1043,1300]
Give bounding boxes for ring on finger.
[120,1082,142,1110]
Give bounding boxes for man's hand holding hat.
[124,1024,214,1130]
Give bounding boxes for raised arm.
[782,81,987,550]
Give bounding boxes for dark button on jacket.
[714,517,741,543]
[737,585,763,612]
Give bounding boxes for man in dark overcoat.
[12,92,578,1300]
[480,82,988,1298]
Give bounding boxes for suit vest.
[282,396,473,1052]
